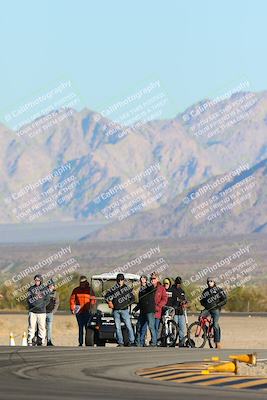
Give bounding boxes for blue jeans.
[76,312,92,345]
[136,313,157,346]
[46,312,53,342]
[155,317,161,336]
[113,309,135,345]
[200,308,221,343]
[210,309,221,343]
[174,314,186,346]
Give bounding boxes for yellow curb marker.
[208,361,237,374]
[229,353,257,366]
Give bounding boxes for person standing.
[46,279,59,346]
[163,278,173,306]
[171,276,188,347]
[150,272,168,336]
[134,275,157,347]
[27,274,50,346]
[105,273,136,347]
[200,277,227,349]
[70,276,96,347]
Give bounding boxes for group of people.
[27,274,95,346]
[104,271,227,348]
[27,272,227,348]
[133,273,187,347]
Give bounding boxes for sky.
[0,0,267,120]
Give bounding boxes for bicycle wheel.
[208,324,216,348]
[160,320,178,347]
[187,321,207,348]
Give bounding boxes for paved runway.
[0,347,267,400]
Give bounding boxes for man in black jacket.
[134,275,157,347]
[200,277,227,349]
[27,274,50,346]
[171,276,188,347]
[105,273,135,347]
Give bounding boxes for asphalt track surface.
[0,347,267,400]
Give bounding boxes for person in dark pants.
[134,275,157,347]
[46,279,59,346]
[171,276,188,347]
[70,276,96,346]
[200,277,227,349]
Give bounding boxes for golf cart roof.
[92,273,140,281]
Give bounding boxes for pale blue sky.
[0,0,266,120]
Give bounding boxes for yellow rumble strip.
[136,361,267,391]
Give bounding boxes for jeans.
[174,314,186,346]
[76,312,92,346]
[28,312,46,345]
[210,309,221,343]
[136,313,157,346]
[113,309,135,345]
[155,317,161,339]
[46,312,53,342]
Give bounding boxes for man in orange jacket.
[70,275,96,346]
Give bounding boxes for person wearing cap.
[133,275,157,347]
[27,274,50,346]
[70,275,96,346]
[104,273,135,347]
[150,272,168,336]
[171,276,188,347]
[200,277,227,349]
[163,278,173,307]
[45,279,59,346]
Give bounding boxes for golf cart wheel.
[95,334,105,346]
[85,328,95,346]
[96,340,105,347]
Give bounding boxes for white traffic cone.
[21,332,27,346]
[9,332,15,346]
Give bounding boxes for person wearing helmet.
[45,279,59,346]
[200,277,227,349]
[171,276,188,347]
[163,278,173,307]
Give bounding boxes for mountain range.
[0,89,266,240]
